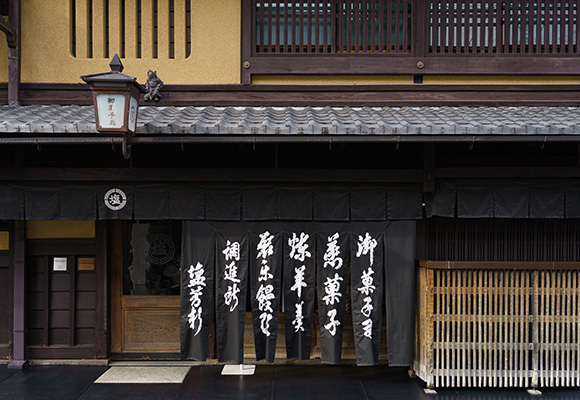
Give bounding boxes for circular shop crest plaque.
[146,234,175,265]
[104,188,127,211]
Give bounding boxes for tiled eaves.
[0,104,579,136]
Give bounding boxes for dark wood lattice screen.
[429,1,578,54]
[242,1,580,79]
[419,218,580,262]
[255,0,413,54]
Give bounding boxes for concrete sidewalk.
[0,365,577,400]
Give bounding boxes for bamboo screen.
[416,265,580,388]
[70,0,192,59]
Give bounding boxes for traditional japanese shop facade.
[1,0,580,390]
[2,105,580,375]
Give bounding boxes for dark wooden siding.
[0,246,11,359]
[26,240,98,359]
[418,218,580,262]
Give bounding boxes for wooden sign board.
[78,257,95,271]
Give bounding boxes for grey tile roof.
[0,104,579,136]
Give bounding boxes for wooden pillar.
[8,221,27,369]
[95,221,108,358]
[7,0,20,105]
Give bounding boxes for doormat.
[95,366,191,384]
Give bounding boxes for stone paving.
[0,365,577,400]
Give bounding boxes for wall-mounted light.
[81,53,146,158]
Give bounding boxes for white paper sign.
[96,93,125,129]
[53,257,68,272]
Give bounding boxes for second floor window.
[254,1,579,55]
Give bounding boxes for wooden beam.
[0,167,424,182]
[11,83,580,107]
[435,166,580,179]
[247,55,580,76]
[419,260,580,270]
[0,15,15,47]
[0,166,579,182]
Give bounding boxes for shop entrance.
[110,220,393,362]
[110,221,181,358]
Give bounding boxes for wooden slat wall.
[72,0,191,59]
[26,240,98,359]
[421,218,580,262]
[415,265,580,388]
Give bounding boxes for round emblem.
[104,188,127,211]
[146,234,175,265]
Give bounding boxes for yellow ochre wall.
[0,232,8,250]
[26,221,95,239]
[0,1,578,85]
[16,0,241,84]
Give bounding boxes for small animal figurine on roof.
[144,70,163,101]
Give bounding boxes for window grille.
[71,0,191,59]
[255,1,413,54]
[429,2,579,54]
[242,1,580,79]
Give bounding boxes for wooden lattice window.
[254,1,413,54]
[71,0,192,59]
[241,1,580,82]
[429,2,579,54]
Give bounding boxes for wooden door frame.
[110,221,181,359]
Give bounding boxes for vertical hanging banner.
[317,224,349,365]
[385,221,417,366]
[180,222,215,361]
[350,222,385,366]
[249,224,282,362]
[215,223,250,364]
[283,223,316,360]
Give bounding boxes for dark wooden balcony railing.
[241,1,580,82]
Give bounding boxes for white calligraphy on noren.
[322,233,343,337]
[356,232,378,267]
[293,301,305,332]
[289,232,312,333]
[323,233,343,270]
[356,232,378,339]
[223,240,241,312]
[324,309,341,336]
[290,266,306,298]
[288,232,311,262]
[187,262,206,336]
[256,231,275,336]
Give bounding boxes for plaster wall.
[15,0,241,84]
[26,221,95,239]
[0,2,577,85]
[0,232,8,250]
